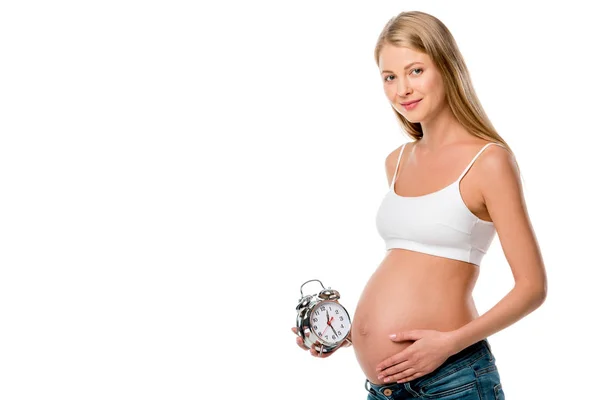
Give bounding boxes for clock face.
[309,300,351,345]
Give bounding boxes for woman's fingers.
[311,345,334,358]
[296,336,309,350]
[292,327,343,358]
[292,327,334,357]
[292,327,311,351]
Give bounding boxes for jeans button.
[383,388,392,396]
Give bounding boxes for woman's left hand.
[375,329,457,383]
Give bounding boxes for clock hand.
[324,316,335,336]
[320,310,330,334]
[322,316,334,334]
[327,316,335,328]
[331,318,339,336]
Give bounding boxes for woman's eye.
[384,69,422,82]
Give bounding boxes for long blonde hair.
[374,11,517,162]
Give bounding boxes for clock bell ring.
[294,279,352,357]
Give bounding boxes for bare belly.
[351,249,480,385]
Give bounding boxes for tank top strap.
[390,143,408,188]
[457,142,505,182]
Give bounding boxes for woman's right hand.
[291,326,351,358]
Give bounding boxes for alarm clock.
[295,279,352,356]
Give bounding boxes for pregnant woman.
[292,11,547,400]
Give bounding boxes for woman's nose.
[395,77,412,97]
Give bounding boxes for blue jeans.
[365,339,505,399]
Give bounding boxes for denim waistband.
[365,338,492,395]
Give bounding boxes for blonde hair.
[374,11,518,163]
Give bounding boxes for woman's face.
[378,45,446,124]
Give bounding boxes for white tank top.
[375,142,503,266]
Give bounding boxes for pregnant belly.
[350,250,480,385]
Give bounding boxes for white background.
[1,1,598,399]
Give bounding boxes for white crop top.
[375,142,503,266]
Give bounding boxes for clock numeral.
[339,316,344,321]
[335,310,339,314]
[320,306,326,312]
[313,318,318,323]
[318,332,323,337]
[332,335,337,340]
[325,335,329,340]
[341,324,345,328]
[315,311,320,317]
[337,331,341,336]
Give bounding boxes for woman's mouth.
[401,99,422,111]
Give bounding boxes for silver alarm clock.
[295,279,352,355]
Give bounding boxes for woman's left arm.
[448,145,548,355]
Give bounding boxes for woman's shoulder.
[471,141,519,186]
[384,141,415,184]
[385,141,415,163]
[460,138,513,166]
[475,140,514,165]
